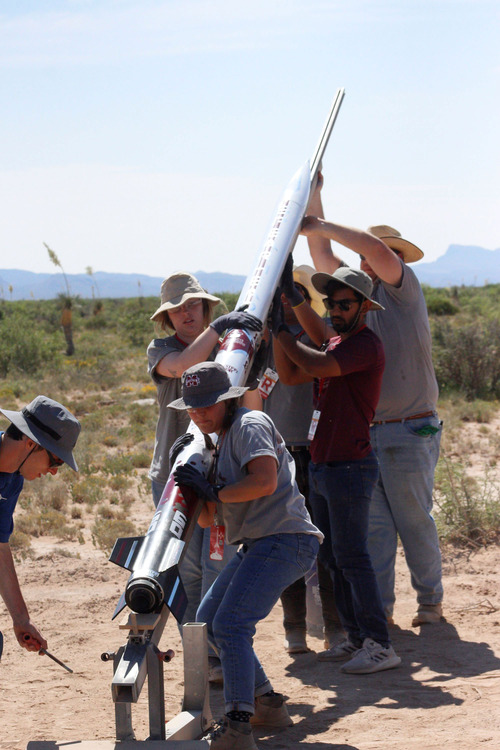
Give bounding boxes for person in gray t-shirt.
[302,174,443,629]
[171,361,322,748]
[147,272,261,683]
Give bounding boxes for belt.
[287,445,310,453]
[371,410,435,426]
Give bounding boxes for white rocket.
[109,89,345,621]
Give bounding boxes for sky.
[1,0,499,280]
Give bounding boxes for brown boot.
[250,693,293,728]
[412,603,443,626]
[209,717,258,749]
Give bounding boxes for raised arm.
[303,172,343,274]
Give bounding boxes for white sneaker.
[317,636,360,662]
[341,638,401,674]
[284,630,309,654]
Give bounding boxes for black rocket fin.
[109,536,144,571]
[111,591,128,620]
[163,566,188,624]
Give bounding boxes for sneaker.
[250,692,293,728]
[323,624,343,650]
[284,630,309,654]
[412,603,443,626]
[317,636,360,662]
[341,638,401,674]
[209,717,258,749]
[208,658,224,684]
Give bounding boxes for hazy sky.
[1,0,499,279]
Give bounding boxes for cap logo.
[185,374,201,388]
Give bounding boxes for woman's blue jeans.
[196,532,319,714]
[308,453,389,646]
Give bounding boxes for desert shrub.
[434,457,500,547]
[0,311,62,376]
[9,529,33,557]
[91,517,137,553]
[433,319,500,400]
[16,508,81,541]
[102,453,135,475]
[71,476,106,506]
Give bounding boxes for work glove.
[169,433,195,469]
[280,255,304,307]
[268,287,290,337]
[210,310,262,337]
[174,464,222,503]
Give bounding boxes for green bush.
[0,311,62,376]
[433,319,500,400]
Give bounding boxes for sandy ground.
[1,517,500,750]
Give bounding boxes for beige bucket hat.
[292,265,326,317]
[367,225,423,263]
[151,272,222,321]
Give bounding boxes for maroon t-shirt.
[310,326,385,464]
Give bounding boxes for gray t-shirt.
[263,327,315,447]
[213,408,323,546]
[366,261,439,421]
[147,336,218,485]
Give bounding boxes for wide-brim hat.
[292,265,326,317]
[0,395,81,471]
[367,225,423,263]
[168,362,248,411]
[312,267,384,311]
[151,272,222,321]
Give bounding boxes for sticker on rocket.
[219,329,255,356]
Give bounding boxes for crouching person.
[171,362,322,750]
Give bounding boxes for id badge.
[308,409,321,441]
[209,525,225,560]
[258,367,279,400]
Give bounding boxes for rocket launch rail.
[26,88,345,749]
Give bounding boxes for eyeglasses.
[45,448,64,469]
[322,297,360,312]
[169,299,202,315]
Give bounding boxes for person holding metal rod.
[0,396,80,655]
[171,361,322,750]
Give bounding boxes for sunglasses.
[45,448,64,469]
[322,297,360,312]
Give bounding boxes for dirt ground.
[1,509,500,750]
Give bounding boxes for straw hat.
[151,272,222,321]
[312,267,384,311]
[0,396,81,471]
[168,362,248,410]
[292,265,326,316]
[367,225,423,263]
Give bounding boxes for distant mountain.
[0,245,498,300]
[0,269,246,301]
[413,245,500,287]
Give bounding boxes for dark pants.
[281,446,340,635]
[308,453,389,646]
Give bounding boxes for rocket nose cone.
[126,578,162,614]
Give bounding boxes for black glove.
[280,254,304,307]
[268,287,290,337]
[174,464,222,503]
[169,432,195,469]
[245,339,269,389]
[210,310,263,337]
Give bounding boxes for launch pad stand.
[27,617,211,749]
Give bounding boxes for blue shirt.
[0,432,24,542]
